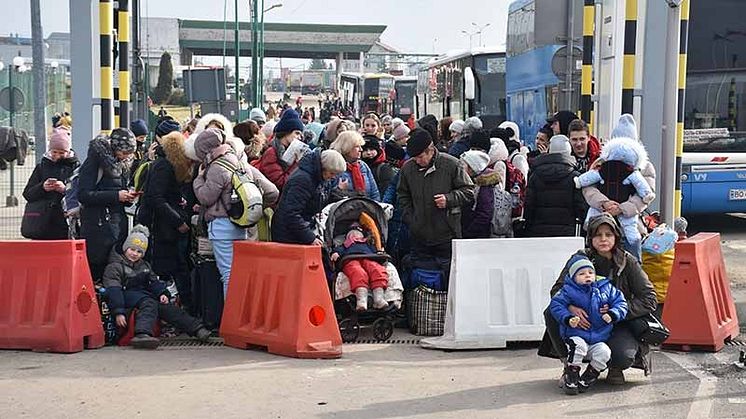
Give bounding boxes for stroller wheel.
[339,319,360,343]
[372,318,394,342]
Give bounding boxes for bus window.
[473,54,507,123]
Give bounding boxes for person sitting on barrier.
[550,254,628,395]
[103,225,211,349]
[21,128,80,240]
[330,223,389,311]
[538,213,657,385]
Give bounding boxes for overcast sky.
[7,0,511,54]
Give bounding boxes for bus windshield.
[395,81,416,116]
[473,54,507,118]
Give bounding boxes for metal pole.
[118,0,130,128]
[70,0,95,157]
[131,0,142,120]
[252,0,260,107]
[7,65,17,207]
[674,0,690,219]
[564,0,575,111]
[621,0,638,115]
[660,1,682,226]
[31,0,47,164]
[259,0,265,108]
[235,0,240,110]
[100,0,114,133]
[580,0,594,131]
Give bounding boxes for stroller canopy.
[321,197,391,248]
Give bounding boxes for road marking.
[666,352,719,419]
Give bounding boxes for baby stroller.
[316,197,404,343]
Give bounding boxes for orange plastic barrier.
[0,240,105,353]
[662,233,740,352]
[220,242,342,358]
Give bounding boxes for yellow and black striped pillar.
[621,0,637,115]
[118,0,130,128]
[729,77,737,131]
[100,0,114,133]
[674,0,690,218]
[580,0,595,133]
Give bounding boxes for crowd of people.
[24,105,667,393]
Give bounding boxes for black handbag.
[21,200,55,239]
[627,313,670,345]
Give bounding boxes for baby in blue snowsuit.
[550,254,628,395]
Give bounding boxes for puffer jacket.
[102,249,168,316]
[524,153,587,237]
[398,151,475,246]
[78,136,131,268]
[22,152,80,239]
[193,143,279,223]
[254,140,298,191]
[550,275,628,344]
[272,149,332,244]
[462,168,500,239]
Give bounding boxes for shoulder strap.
[213,157,238,174]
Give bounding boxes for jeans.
[208,217,248,298]
[134,297,203,336]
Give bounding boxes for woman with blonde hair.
[330,131,380,201]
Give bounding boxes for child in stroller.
[331,223,390,311]
[316,197,404,342]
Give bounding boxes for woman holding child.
[540,213,657,388]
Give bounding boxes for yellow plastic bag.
[642,249,675,303]
[257,208,274,242]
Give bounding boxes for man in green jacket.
[397,128,475,279]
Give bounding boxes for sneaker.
[195,327,212,342]
[578,365,602,392]
[606,367,626,385]
[130,333,160,349]
[563,366,581,395]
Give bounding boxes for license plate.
[729,189,746,200]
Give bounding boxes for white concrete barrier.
[420,237,584,350]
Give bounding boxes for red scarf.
[347,161,366,192]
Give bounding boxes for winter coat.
[78,136,131,269]
[334,160,381,201]
[462,169,500,239]
[448,136,470,158]
[271,149,332,245]
[364,152,397,197]
[0,126,29,164]
[550,275,628,344]
[583,160,656,220]
[398,151,475,246]
[193,146,279,223]
[254,141,298,191]
[524,153,587,237]
[102,250,168,316]
[383,171,410,263]
[551,249,656,321]
[138,135,192,274]
[22,152,80,239]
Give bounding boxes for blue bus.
[680,0,746,214]
[505,0,581,147]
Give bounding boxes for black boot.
[578,365,602,392]
[563,365,581,395]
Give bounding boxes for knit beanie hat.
[275,109,305,134]
[449,119,465,134]
[567,254,595,280]
[48,128,72,152]
[393,123,411,141]
[406,128,433,157]
[130,119,148,137]
[417,114,438,140]
[156,119,181,138]
[261,120,276,139]
[498,121,521,144]
[109,128,137,153]
[549,135,572,155]
[381,115,393,125]
[611,113,638,141]
[461,150,490,174]
[249,107,267,124]
[385,140,406,161]
[391,117,405,130]
[469,129,491,153]
[463,116,483,135]
[488,138,509,165]
[123,224,150,254]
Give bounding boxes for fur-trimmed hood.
[194,113,248,162]
[475,168,501,187]
[158,132,193,183]
[599,136,649,169]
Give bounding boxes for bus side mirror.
[464,67,476,101]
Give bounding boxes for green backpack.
[132,160,152,193]
[212,158,264,228]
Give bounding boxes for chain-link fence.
[0,66,69,239]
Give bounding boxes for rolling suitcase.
[191,255,224,331]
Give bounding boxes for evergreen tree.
[152,52,174,104]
